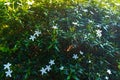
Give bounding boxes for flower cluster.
[96,29,102,38]
[29,30,41,41]
[40,59,55,75]
[72,51,84,60]
[27,0,34,5]
[52,25,58,29]
[105,69,112,80]
[3,63,12,77]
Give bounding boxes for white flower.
[4,2,11,6]
[34,30,41,37]
[40,67,47,75]
[79,51,84,55]
[107,69,112,74]
[5,69,12,77]
[96,29,102,38]
[105,76,109,80]
[72,54,78,60]
[52,26,58,29]
[27,0,34,5]
[88,60,91,63]
[49,59,55,65]
[45,65,51,72]
[4,62,11,70]
[59,66,64,70]
[29,35,36,41]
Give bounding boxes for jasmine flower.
[27,0,34,5]
[45,65,51,72]
[107,69,112,74]
[52,26,58,29]
[34,30,41,37]
[72,54,78,60]
[29,35,36,41]
[5,69,12,77]
[88,60,91,63]
[4,62,11,70]
[40,67,47,75]
[96,29,102,38]
[49,59,55,65]
[105,76,109,80]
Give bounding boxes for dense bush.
[0,0,120,80]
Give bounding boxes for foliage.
[0,0,120,80]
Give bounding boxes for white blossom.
[4,2,11,6]
[88,60,91,63]
[96,29,102,38]
[29,35,36,41]
[40,67,47,75]
[49,59,55,65]
[105,76,109,80]
[59,66,64,70]
[27,0,34,5]
[4,63,11,70]
[34,30,41,37]
[107,69,112,74]
[5,70,12,77]
[72,54,78,60]
[52,26,58,29]
[45,65,51,72]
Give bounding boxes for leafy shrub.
[0,0,120,80]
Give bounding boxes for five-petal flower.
[49,59,55,66]
[4,63,11,70]
[72,54,78,60]
[45,65,51,72]
[5,69,12,77]
[34,30,41,37]
[29,35,36,41]
[40,67,47,75]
